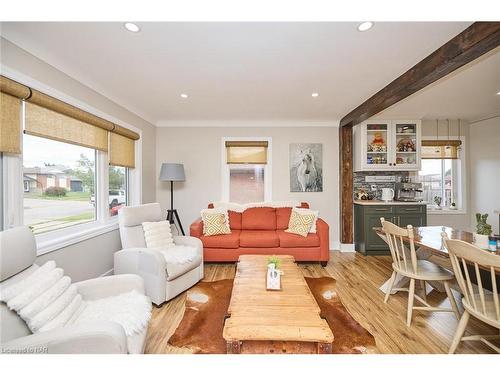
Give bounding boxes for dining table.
[373,225,499,294]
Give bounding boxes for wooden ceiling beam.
[339,22,500,127]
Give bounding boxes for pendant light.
[445,119,451,150]
[435,119,440,153]
[457,119,462,151]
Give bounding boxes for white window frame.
[1,69,142,255]
[221,137,272,202]
[420,135,466,215]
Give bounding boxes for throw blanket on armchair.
[0,261,151,336]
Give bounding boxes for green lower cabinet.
[354,204,427,256]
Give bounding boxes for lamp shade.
[159,163,185,181]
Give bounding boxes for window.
[1,74,142,254]
[229,165,265,203]
[23,134,96,234]
[419,139,464,211]
[222,139,271,203]
[108,165,128,216]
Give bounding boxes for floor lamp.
[159,163,186,235]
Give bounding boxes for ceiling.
[378,46,500,122]
[0,22,473,125]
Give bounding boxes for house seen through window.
[23,134,97,233]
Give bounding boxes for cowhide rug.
[168,277,377,354]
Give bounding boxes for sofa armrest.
[113,248,167,305]
[74,274,145,301]
[316,218,330,262]
[173,235,203,250]
[1,321,127,354]
[190,218,204,238]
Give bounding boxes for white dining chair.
[443,236,500,353]
[381,218,460,326]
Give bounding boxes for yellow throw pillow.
[201,210,231,236]
[285,209,316,237]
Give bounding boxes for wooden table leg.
[226,340,241,354]
[317,342,332,354]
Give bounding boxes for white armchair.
[114,203,204,305]
[0,226,149,354]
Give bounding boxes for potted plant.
[267,255,281,270]
[473,213,492,249]
[433,196,442,210]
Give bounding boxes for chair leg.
[407,278,415,327]
[449,310,470,354]
[444,281,460,320]
[384,271,397,303]
[419,280,427,303]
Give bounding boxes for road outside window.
[23,134,96,234]
[108,166,128,216]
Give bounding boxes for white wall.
[155,124,340,249]
[469,117,500,235]
[1,38,157,281]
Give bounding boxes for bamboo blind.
[25,102,109,151]
[421,140,462,159]
[109,132,135,168]
[0,92,21,154]
[1,75,140,168]
[225,141,268,164]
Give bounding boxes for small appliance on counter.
[394,181,423,202]
[381,188,394,202]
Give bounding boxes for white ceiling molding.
[156,120,340,127]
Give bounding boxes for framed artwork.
[289,143,323,192]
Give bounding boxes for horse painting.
[289,143,323,192]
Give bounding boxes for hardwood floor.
[145,251,497,354]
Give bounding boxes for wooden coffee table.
[223,255,334,354]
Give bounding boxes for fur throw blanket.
[212,201,301,213]
[0,261,151,337]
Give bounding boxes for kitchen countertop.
[354,200,427,206]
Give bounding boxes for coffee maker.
[394,182,423,202]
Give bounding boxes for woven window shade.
[109,132,135,168]
[226,141,268,164]
[25,102,109,151]
[421,140,461,159]
[0,92,22,154]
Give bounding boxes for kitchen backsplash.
[353,171,411,200]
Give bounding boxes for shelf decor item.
[473,213,492,249]
[433,196,442,209]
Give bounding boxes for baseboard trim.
[99,268,114,277]
[340,243,355,252]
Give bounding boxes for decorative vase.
[473,233,489,249]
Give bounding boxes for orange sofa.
[190,202,330,266]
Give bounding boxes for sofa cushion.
[241,207,276,230]
[200,230,240,249]
[276,207,293,230]
[239,230,279,248]
[229,211,242,230]
[277,230,320,248]
[276,203,309,230]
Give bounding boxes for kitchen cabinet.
[353,120,421,171]
[354,202,427,255]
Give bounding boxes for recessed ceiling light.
[124,22,140,33]
[311,92,320,98]
[357,22,374,32]
[496,91,500,96]
[180,94,189,99]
